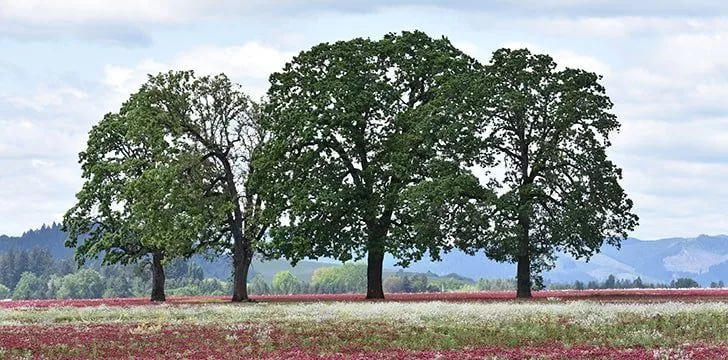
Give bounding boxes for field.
[3,290,728,359]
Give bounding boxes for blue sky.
[1,0,727,239]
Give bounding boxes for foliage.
[0,247,57,289]
[249,273,270,295]
[459,48,639,297]
[383,272,438,293]
[548,275,671,290]
[310,264,367,294]
[260,30,491,298]
[672,278,700,288]
[56,269,105,299]
[271,271,301,295]
[0,283,9,299]
[136,70,269,302]
[12,272,48,300]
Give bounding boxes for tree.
[383,275,407,293]
[462,48,638,298]
[671,277,700,288]
[28,247,54,277]
[271,271,300,295]
[249,273,270,295]
[311,263,368,294]
[12,272,47,300]
[0,248,17,289]
[0,284,10,299]
[260,31,490,299]
[137,71,269,302]
[604,274,617,289]
[63,86,211,302]
[57,269,105,299]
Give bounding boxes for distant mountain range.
[386,235,728,286]
[3,224,728,285]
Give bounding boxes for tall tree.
[63,93,214,302]
[260,31,491,299]
[463,48,638,298]
[137,71,268,302]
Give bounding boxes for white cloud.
[175,42,295,81]
[498,41,611,76]
[103,42,294,100]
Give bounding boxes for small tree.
[12,272,47,300]
[383,276,407,293]
[63,98,199,302]
[249,273,270,295]
[671,278,700,288]
[311,264,368,294]
[0,284,10,299]
[272,271,300,295]
[604,275,617,289]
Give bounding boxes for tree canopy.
[459,48,639,297]
[121,71,268,302]
[259,31,492,298]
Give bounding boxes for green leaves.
[63,71,264,273]
[259,31,493,270]
[461,47,638,280]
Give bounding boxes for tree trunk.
[150,251,166,302]
[516,254,531,298]
[516,208,532,298]
[366,247,385,299]
[231,233,253,302]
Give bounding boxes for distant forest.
[0,224,712,300]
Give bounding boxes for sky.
[1,0,727,240]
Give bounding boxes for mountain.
[0,224,336,282]
[3,224,728,285]
[385,235,728,286]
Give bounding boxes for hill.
[3,224,728,285]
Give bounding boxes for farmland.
[3,290,728,359]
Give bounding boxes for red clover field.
[3,290,728,359]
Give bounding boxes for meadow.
[3,290,728,359]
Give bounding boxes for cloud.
[5,1,728,45]
[486,41,612,76]
[103,42,294,100]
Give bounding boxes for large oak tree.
[462,49,639,298]
[138,71,268,302]
[63,95,216,302]
[259,31,491,299]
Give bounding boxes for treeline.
[248,264,517,295]
[0,248,230,300]
[548,274,714,290]
[60,30,638,302]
